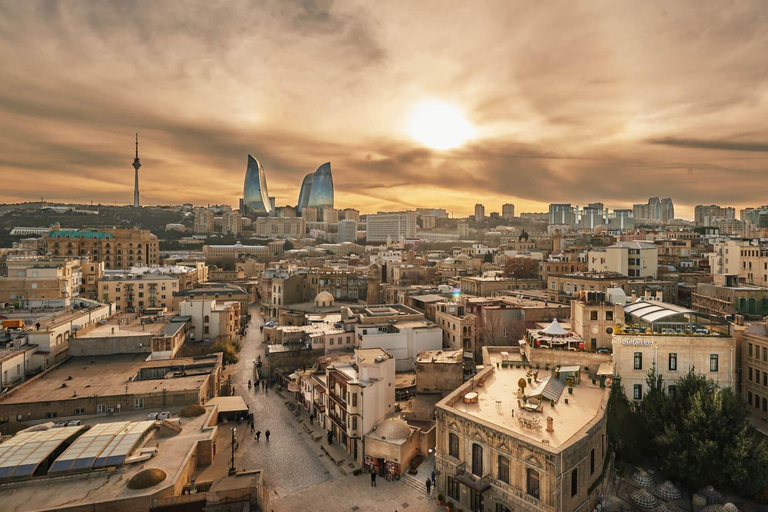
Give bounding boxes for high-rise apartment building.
[474,204,485,222]
[694,205,736,226]
[338,219,357,244]
[342,208,360,222]
[323,207,339,224]
[45,229,159,270]
[0,257,82,306]
[302,207,319,223]
[633,197,674,225]
[549,203,577,228]
[222,211,242,236]
[579,203,606,230]
[366,212,418,243]
[501,203,515,219]
[421,215,436,230]
[457,220,469,239]
[194,209,215,233]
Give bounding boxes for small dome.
[593,224,608,234]
[375,418,411,441]
[127,468,167,490]
[314,291,335,307]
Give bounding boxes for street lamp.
[229,427,237,475]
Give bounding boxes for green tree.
[283,239,294,251]
[503,257,538,279]
[483,251,494,263]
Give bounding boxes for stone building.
[45,229,159,270]
[415,349,464,394]
[435,346,610,512]
[742,320,768,427]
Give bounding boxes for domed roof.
[375,418,411,441]
[594,224,608,234]
[315,291,335,306]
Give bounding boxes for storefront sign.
[620,338,653,346]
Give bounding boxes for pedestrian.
[431,470,436,487]
[371,470,377,487]
[255,430,261,442]
[327,431,333,445]
[265,386,268,395]
[425,478,431,495]
[265,429,271,442]
[251,422,255,433]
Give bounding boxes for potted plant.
[527,377,532,384]
[564,398,569,404]
[437,493,444,505]
[446,503,454,512]
[550,399,555,407]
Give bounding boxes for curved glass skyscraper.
[243,155,274,215]
[306,162,334,210]
[296,173,314,215]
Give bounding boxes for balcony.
[313,399,325,413]
[328,391,347,408]
[327,410,347,430]
[454,462,491,493]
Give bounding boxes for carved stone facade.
[435,366,609,512]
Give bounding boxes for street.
[230,305,338,498]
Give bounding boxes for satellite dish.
[606,327,613,334]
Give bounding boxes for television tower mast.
[133,133,141,207]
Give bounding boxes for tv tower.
[133,133,141,207]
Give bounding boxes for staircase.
[401,472,434,498]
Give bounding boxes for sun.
[407,100,475,150]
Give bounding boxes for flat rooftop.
[441,349,608,451]
[0,409,216,511]
[0,354,218,405]
[417,349,462,363]
[79,313,183,338]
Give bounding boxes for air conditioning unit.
[106,408,115,413]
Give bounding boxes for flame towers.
[243,155,274,216]
[296,162,334,214]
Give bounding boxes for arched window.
[471,443,483,476]
[526,468,540,499]
[449,433,459,458]
[498,455,510,484]
[204,315,210,323]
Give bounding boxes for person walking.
[265,429,271,442]
[255,430,261,442]
[425,478,432,495]
[370,470,377,487]
[250,422,255,433]
[431,470,436,487]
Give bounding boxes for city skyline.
[1,2,767,218]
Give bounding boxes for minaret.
[133,133,141,207]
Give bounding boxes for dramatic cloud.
[1,0,767,218]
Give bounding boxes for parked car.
[67,420,81,427]
[54,422,68,428]
[597,347,611,354]
[147,412,159,421]
[158,411,171,421]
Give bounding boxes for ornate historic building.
[435,347,610,512]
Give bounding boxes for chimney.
[644,290,651,299]
[656,290,663,302]
[546,416,554,433]
[736,314,744,326]
[631,291,637,302]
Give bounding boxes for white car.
[158,411,171,421]
[146,412,159,421]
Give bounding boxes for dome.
[127,468,167,490]
[698,486,724,505]
[628,488,659,509]
[375,418,411,441]
[314,291,335,307]
[593,224,608,234]
[655,480,682,500]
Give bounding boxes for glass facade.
[243,155,274,215]
[307,162,334,209]
[296,173,314,214]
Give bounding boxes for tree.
[503,257,538,279]
[283,239,294,251]
[483,251,494,263]
[636,368,768,497]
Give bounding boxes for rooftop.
[78,313,184,339]
[416,349,463,364]
[439,348,609,451]
[0,408,217,511]
[0,354,220,405]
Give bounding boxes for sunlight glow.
[407,100,475,150]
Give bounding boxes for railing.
[328,391,347,407]
[327,410,347,430]
[454,461,491,492]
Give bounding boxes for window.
[634,384,643,400]
[750,367,754,382]
[526,468,540,499]
[710,354,719,372]
[74,408,85,415]
[449,433,459,458]
[590,448,595,475]
[472,443,483,476]
[497,456,509,484]
[45,412,57,419]
[446,477,460,500]
[668,385,676,397]
[571,468,578,497]
[134,398,144,409]
[634,352,642,370]
[749,392,753,406]
[606,311,614,321]
[764,398,767,413]
[764,372,767,387]
[669,353,677,371]
[352,393,358,407]
[590,311,598,321]
[764,347,767,362]
[352,417,358,430]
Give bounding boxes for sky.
[0,0,767,219]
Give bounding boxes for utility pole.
[229,427,237,475]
